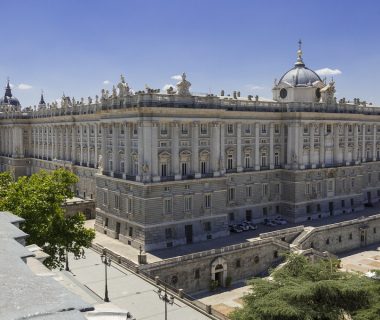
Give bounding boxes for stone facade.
[1,46,380,250]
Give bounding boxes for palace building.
[1,43,380,250]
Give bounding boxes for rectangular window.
[326,124,332,133]
[114,194,120,209]
[341,199,345,208]
[305,183,311,195]
[161,163,168,177]
[327,180,334,192]
[245,154,251,168]
[228,187,235,202]
[275,183,280,194]
[228,212,235,222]
[127,197,133,213]
[317,204,321,212]
[244,124,251,134]
[103,191,108,205]
[164,198,172,214]
[306,205,311,213]
[261,124,267,134]
[120,161,125,173]
[262,183,269,197]
[274,153,280,166]
[204,194,211,209]
[227,155,233,170]
[184,196,193,212]
[181,124,188,134]
[132,124,138,135]
[227,124,234,134]
[246,210,252,221]
[160,124,168,135]
[201,161,207,174]
[274,124,280,134]
[128,227,133,237]
[303,126,309,134]
[246,185,252,197]
[200,124,208,135]
[194,268,200,279]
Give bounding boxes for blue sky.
[1,0,380,107]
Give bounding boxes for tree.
[0,169,95,269]
[231,253,380,320]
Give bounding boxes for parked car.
[242,221,257,230]
[263,219,277,227]
[229,224,243,233]
[274,216,288,225]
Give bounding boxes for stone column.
[94,124,98,168]
[152,122,159,181]
[87,124,90,166]
[32,127,36,157]
[101,123,107,172]
[37,126,40,159]
[353,124,359,163]
[310,123,315,168]
[137,121,144,181]
[172,122,180,179]
[60,126,64,161]
[71,124,77,164]
[124,123,130,176]
[192,122,200,178]
[55,126,60,160]
[237,122,243,172]
[362,124,366,162]
[79,124,83,165]
[211,122,220,176]
[298,123,304,169]
[333,124,340,164]
[66,126,70,161]
[280,124,286,166]
[269,122,274,169]
[319,123,325,167]
[373,124,377,161]
[255,123,260,170]
[220,122,225,174]
[344,124,349,165]
[112,123,119,174]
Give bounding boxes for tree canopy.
[231,253,380,320]
[0,169,95,269]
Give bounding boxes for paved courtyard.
[339,244,380,273]
[56,248,212,320]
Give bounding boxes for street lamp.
[100,250,112,302]
[156,285,174,320]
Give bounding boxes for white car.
[274,216,288,225]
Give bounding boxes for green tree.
[0,169,95,269]
[231,253,380,320]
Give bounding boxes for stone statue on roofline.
[176,72,191,96]
[117,74,130,97]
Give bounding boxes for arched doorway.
[211,257,227,287]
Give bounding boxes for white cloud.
[162,84,175,91]
[245,84,265,91]
[315,68,342,77]
[103,80,110,85]
[18,83,32,90]
[171,75,182,81]
[9,83,14,88]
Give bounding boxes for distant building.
[1,43,379,250]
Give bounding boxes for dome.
[278,40,322,87]
[0,95,20,107]
[0,80,20,107]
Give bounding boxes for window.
[349,233,353,240]
[326,124,332,133]
[306,205,311,213]
[164,198,172,214]
[274,152,280,166]
[317,181,322,193]
[120,127,124,134]
[228,187,235,202]
[275,183,280,194]
[181,124,188,134]
[184,196,192,212]
[120,161,125,173]
[341,199,345,208]
[165,228,172,239]
[109,127,112,135]
[204,194,211,209]
[351,178,355,188]
[351,198,354,206]
[161,163,168,177]
[227,154,233,170]
[246,185,252,197]
[104,218,109,227]
[245,154,251,168]
[180,162,188,176]
[246,210,252,221]
[317,204,321,212]
[262,183,269,197]
[261,152,267,167]
[303,126,309,134]
[244,124,251,134]
[228,212,235,222]
[374,227,377,234]
[184,184,190,190]
[236,259,241,268]
[274,124,280,134]
[194,269,200,279]
[160,124,168,135]
[227,124,234,134]
[103,191,108,205]
[114,194,120,209]
[201,161,207,174]
[164,186,171,192]
[133,124,138,135]
[127,197,133,213]
[305,183,311,195]
[200,124,208,135]
[326,238,330,245]
[109,160,113,172]
[327,180,334,192]
[128,227,133,237]
[261,124,267,134]
[338,235,342,242]
[204,222,211,232]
